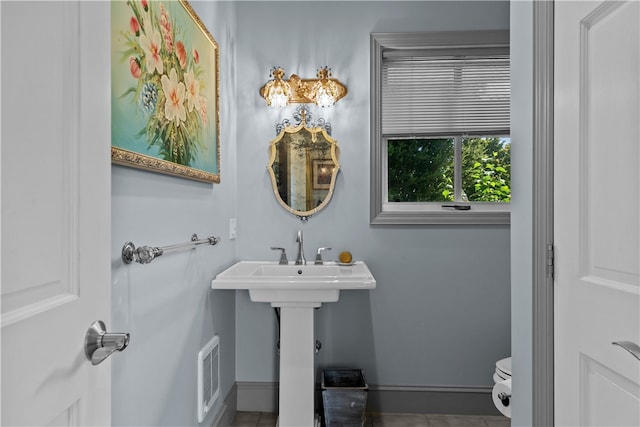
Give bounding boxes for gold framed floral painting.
[111,0,220,183]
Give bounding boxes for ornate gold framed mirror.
[267,107,340,221]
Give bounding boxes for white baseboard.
[236,381,279,412]
[367,384,500,416]
[235,382,501,416]
[212,383,238,427]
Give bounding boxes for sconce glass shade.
[313,87,336,108]
[311,68,340,108]
[262,67,292,108]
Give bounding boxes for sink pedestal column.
[275,302,319,427]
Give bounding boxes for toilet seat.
[495,366,510,378]
[494,370,510,381]
[495,357,512,377]
[493,357,512,384]
[493,372,506,383]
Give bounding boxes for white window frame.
[370,31,511,225]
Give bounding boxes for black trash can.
[321,369,368,427]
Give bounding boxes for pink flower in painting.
[159,4,173,53]
[130,17,140,36]
[141,0,148,11]
[184,70,200,112]
[139,28,163,75]
[199,95,208,126]
[161,68,186,127]
[129,57,142,79]
[175,41,187,69]
[193,49,199,64]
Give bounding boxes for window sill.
[371,203,511,225]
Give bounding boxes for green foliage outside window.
[387,139,453,202]
[462,137,511,202]
[388,137,511,203]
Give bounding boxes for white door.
[1,1,112,425]
[554,1,640,426]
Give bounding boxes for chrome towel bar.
[122,233,220,264]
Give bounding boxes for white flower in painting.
[161,68,186,126]
[139,28,163,75]
[184,70,200,112]
[199,95,208,125]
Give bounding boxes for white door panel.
[555,1,640,426]
[1,1,111,425]
[1,2,80,325]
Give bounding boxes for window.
[370,31,510,224]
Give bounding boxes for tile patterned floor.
[229,412,511,427]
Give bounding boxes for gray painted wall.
[234,0,512,390]
[510,2,534,425]
[111,2,238,426]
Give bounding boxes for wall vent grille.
[197,335,220,423]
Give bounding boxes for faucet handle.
[270,247,288,265]
[314,247,332,265]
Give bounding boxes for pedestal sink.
[211,261,376,426]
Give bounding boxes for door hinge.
[546,243,554,279]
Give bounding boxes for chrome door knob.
[85,320,130,365]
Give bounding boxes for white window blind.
[382,55,510,136]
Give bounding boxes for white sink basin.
[211,260,376,304]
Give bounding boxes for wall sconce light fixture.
[260,66,347,108]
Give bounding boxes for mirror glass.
[268,108,339,221]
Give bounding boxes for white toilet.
[493,356,511,384]
[492,357,512,418]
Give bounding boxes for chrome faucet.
[295,230,306,265]
[270,247,288,265]
[314,247,332,265]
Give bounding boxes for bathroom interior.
[110,1,531,426]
